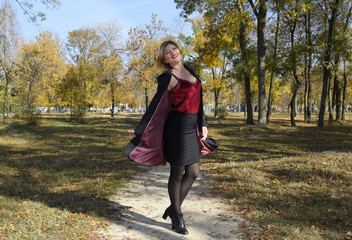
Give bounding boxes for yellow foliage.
[125,14,168,106]
[15,31,66,108]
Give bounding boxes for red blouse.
[169,78,201,113]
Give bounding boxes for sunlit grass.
[1,112,351,239]
[0,114,141,239]
[202,113,352,240]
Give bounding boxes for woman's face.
[163,44,182,66]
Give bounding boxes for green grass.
[1,113,351,239]
[202,113,352,240]
[0,114,141,239]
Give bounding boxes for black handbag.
[203,137,220,150]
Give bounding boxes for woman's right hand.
[128,130,136,138]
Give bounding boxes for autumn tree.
[331,1,352,121]
[235,1,256,124]
[15,31,65,124]
[189,15,233,118]
[175,0,256,123]
[282,0,304,126]
[247,0,268,126]
[266,0,282,124]
[318,0,342,127]
[97,20,123,117]
[125,14,169,109]
[15,42,42,125]
[65,27,104,121]
[303,0,314,123]
[0,0,20,123]
[342,57,352,120]
[35,31,66,112]
[57,66,86,121]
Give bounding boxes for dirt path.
[97,165,252,240]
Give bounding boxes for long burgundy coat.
[123,65,214,166]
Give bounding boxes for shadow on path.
[98,165,250,240]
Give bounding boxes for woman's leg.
[168,165,185,214]
[166,163,199,235]
[167,163,200,214]
[180,163,200,205]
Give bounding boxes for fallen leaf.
[230,229,239,234]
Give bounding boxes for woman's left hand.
[201,126,208,141]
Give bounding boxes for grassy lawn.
[0,114,141,239]
[0,112,351,239]
[203,113,352,240]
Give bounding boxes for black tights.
[168,163,200,214]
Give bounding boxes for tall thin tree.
[0,0,19,123]
[318,0,341,127]
[248,0,268,126]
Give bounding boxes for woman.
[124,40,217,235]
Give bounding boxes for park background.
[0,0,351,239]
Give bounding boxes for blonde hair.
[156,40,182,69]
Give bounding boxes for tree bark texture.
[289,20,300,127]
[267,0,280,124]
[318,0,340,127]
[111,82,115,117]
[328,72,334,122]
[304,7,312,123]
[333,59,342,121]
[239,19,254,125]
[342,60,347,120]
[257,1,267,126]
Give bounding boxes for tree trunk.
[257,0,267,126]
[304,51,308,121]
[332,64,337,110]
[334,67,342,121]
[341,6,352,120]
[27,76,35,122]
[244,75,254,124]
[0,59,8,123]
[211,68,224,118]
[318,0,340,127]
[145,88,148,109]
[328,72,334,122]
[248,0,267,126]
[70,89,73,120]
[111,82,115,117]
[3,76,8,123]
[335,78,342,121]
[304,7,312,123]
[239,18,254,125]
[267,0,280,125]
[214,90,219,118]
[290,79,300,126]
[342,60,347,120]
[289,19,300,126]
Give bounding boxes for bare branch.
[14,0,60,22]
[247,0,258,17]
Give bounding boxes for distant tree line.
[0,0,351,127]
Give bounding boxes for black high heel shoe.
[162,206,173,220]
[171,213,188,235]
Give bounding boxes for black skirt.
[163,112,200,166]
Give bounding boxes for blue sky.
[16,0,193,41]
